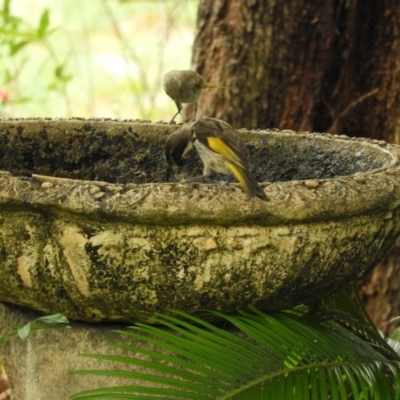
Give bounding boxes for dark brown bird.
[163,70,223,124]
[165,117,267,200]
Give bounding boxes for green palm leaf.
[70,290,400,399]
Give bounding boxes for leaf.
[1,313,69,347]
[2,0,10,21]
[17,322,31,341]
[389,327,400,341]
[9,40,29,56]
[387,337,400,355]
[36,313,69,324]
[37,8,50,38]
[70,303,400,400]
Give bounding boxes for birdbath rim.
[0,117,399,228]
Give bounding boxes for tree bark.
[358,239,400,334]
[191,0,400,140]
[191,0,400,333]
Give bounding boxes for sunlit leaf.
[54,63,72,82]
[1,313,69,346]
[9,40,29,56]
[17,322,31,341]
[37,8,50,38]
[37,313,69,324]
[2,0,10,21]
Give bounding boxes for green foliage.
[37,8,50,39]
[0,0,197,119]
[386,316,400,356]
[0,0,71,114]
[0,313,70,347]
[70,289,400,400]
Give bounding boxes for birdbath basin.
[0,118,400,322]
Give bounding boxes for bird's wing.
[193,118,250,168]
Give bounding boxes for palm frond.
[70,291,400,400]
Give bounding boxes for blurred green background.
[0,0,198,120]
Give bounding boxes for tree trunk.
[191,0,400,333]
[358,239,400,333]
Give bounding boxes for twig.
[339,88,379,118]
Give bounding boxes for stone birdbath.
[0,118,400,323]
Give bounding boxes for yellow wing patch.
[225,160,249,194]
[207,137,238,161]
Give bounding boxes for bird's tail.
[225,161,267,201]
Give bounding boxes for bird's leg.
[192,102,198,121]
[169,101,182,124]
[169,113,178,124]
[203,164,212,177]
[183,164,211,183]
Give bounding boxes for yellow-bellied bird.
[163,70,223,124]
[165,117,267,200]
